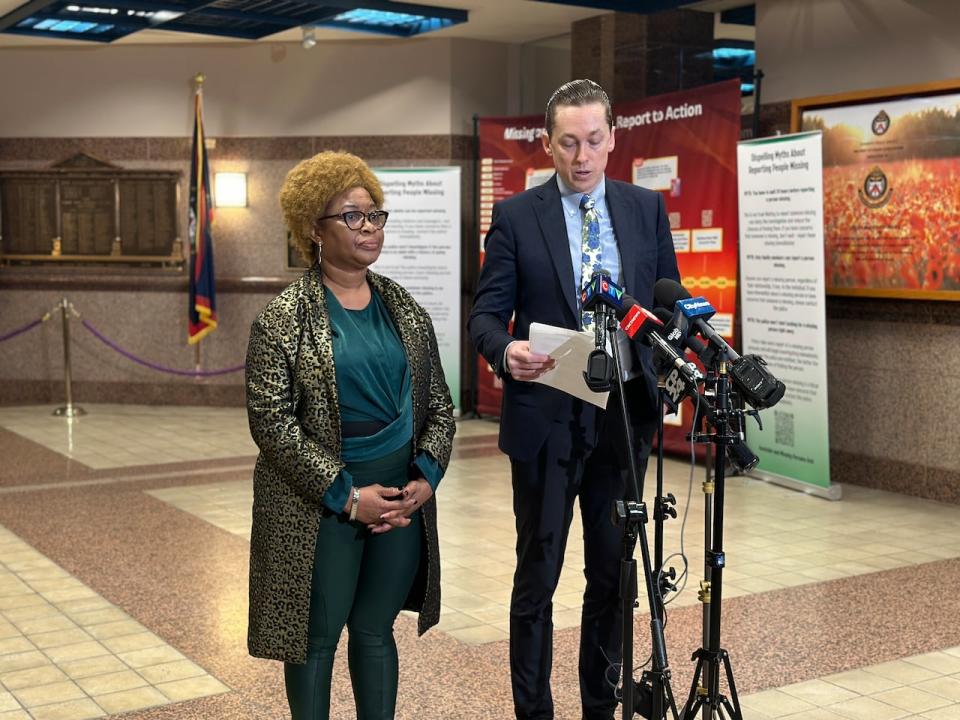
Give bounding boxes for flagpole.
[193,72,204,377]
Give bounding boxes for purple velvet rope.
[81,319,245,377]
[0,318,42,343]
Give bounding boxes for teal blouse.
[321,287,443,514]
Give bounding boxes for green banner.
[736,132,836,498]
[372,167,461,410]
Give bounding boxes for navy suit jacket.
[468,174,680,462]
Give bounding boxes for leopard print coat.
[245,265,456,663]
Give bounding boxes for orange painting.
[796,82,960,299]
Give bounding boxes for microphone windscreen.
[653,278,691,310]
[653,307,707,354]
[614,293,638,320]
[618,303,662,342]
[652,307,673,324]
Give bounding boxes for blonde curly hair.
[280,151,384,265]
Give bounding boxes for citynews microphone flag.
[187,79,217,344]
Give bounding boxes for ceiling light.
[319,7,464,36]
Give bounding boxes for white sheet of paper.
[528,322,609,408]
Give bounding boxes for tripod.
[680,361,743,720]
[591,308,679,720]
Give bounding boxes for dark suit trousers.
[509,397,653,720]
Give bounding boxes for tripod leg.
[620,557,636,720]
[721,652,743,720]
[664,674,680,719]
[719,699,738,720]
[681,654,704,720]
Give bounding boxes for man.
[468,79,680,720]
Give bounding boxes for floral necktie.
[580,193,602,329]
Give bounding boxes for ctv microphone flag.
[581,270,624,313]
[188,74,217,344]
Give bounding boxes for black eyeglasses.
[316,209,389,230]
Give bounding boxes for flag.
[188,82,217,344]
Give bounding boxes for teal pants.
[285,445,422,720]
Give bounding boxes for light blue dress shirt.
[556,176,622,309]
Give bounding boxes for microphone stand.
[644,375,679,720]
[653,375,678,612]
[699,371,716,719]
[590,306,678,720]
[680,360,743,720]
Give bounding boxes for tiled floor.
[147,456,960,646]
[0,526,229,719]
[1,404,960,718]
[742,649,960,719]
[0,405,257,470]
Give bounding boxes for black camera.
[729,354,785,410]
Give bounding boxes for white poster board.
[737,132,837,499]
[372,167,461,410]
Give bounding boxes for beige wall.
[757,0,960,103]
[450,39,510,135]
[0,38,520,137]
[0,35,576,140]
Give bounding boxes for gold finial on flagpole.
[194,72,205,88]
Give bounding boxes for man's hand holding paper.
[527,322,609,408]
[505,341,556,381]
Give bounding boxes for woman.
[245,150,456,720]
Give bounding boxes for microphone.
[654,279,786,410]
[653,279,738,361]
[580,268,623,391]
[616,295,703,410]
[652,307,707,357]
[581,268,625,379]
[581,268,625,313]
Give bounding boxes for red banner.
[476,81,742,453]
[476,116,545,415]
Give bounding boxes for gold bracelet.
[348,486,361,521]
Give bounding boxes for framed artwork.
[793,79,960,300]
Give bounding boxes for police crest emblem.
[858,166,892,208]
[871,110,890,136]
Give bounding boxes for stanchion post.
[53,297,86,418]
